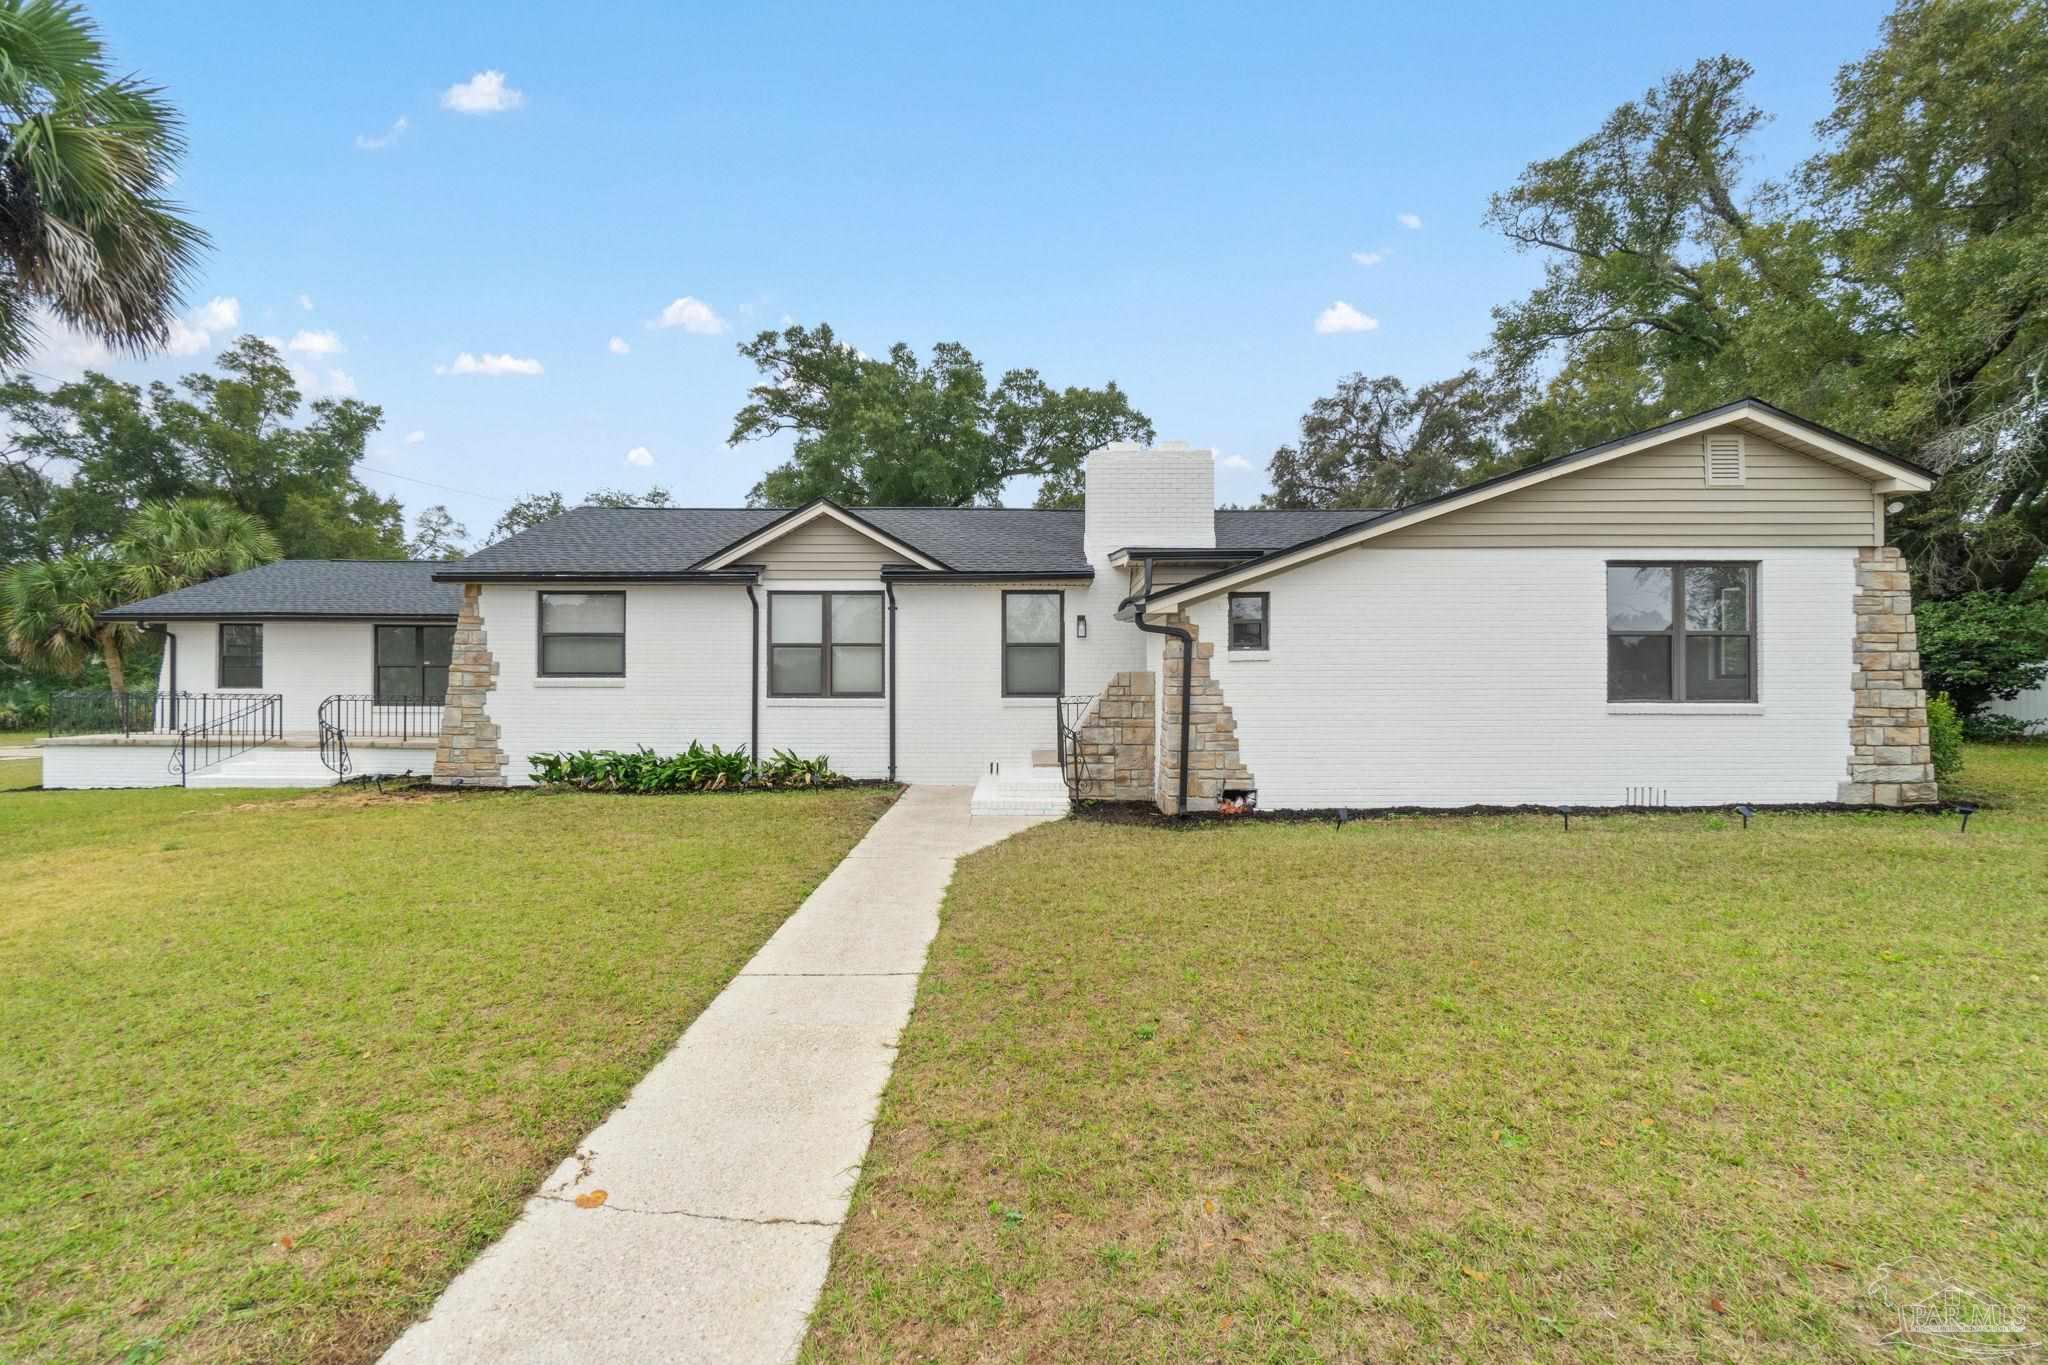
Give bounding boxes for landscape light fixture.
[1560,804,1572,832]
[1335,806,1348,828]
[1957,802,1977,833]
[1736,803,1753,830]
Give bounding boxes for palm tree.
[0,1,208,368]
[119,497,280,600]
[0,549,134,690]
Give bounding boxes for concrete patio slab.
[382,785,1058,1365]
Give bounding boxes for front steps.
[186,745,337,789]
[968,757,1070,817]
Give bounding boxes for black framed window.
[219,623,263,688]
[376,624,455,704]
[1002,590,1063,697]
[769,591,883,697]
[1606,563,1755,702]
[1228,592,1269,650]
[538,592,626,677]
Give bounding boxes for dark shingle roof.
[443,503,1390,580]
[1215,508,1388,549]
[100,560,461,621]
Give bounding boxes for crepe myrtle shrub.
[527,743,845,793]
[1914,591,2048,719]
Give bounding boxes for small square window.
[1228,593,1268,651]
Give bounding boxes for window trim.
[1001,588,1065,698]
[217,621,264,690]
[536,590,627,678]
[1605,560,1759,703]
[1227,591,1270,651]
[767,590,885,698]
[374,622,456,706]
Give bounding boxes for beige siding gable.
[755,516,909,578]
[1377,431,1879,548]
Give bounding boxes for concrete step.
[969,760,1070,817]
[187,748,337,789]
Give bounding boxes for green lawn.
[0,728,42,747]
[0,781,897,1364]
[804,745,2048,1363]
[1,756,37,790]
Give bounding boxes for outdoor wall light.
[1075,614,1087,638]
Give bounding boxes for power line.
[357,463,517,506]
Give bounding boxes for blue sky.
[55,0,1893,541]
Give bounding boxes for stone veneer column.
[1071,671,1156,800]
[433,582,508,786]
[1840,545,1938,807]
[1154,615,1254,815]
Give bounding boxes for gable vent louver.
[1704,433,1746,485]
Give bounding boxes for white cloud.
[1313,301,1379,335]
[441,70,523,115]
[625,445,654,467]
[30,312,112,373]
[165,295,241,355]
[607,335,631,355]
[1350,249,1386,266]
[1219,454,1254,471]
[435,351,544,376]
[298,293,315,311]
[322,368,357,397]
[404,429,426,445]
[1397,211,1423,230]
[650,295,727,335]
[288,364,355,398]
[285,328,344,356]
[354,115,410,151]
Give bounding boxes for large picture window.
[376,624,455,704]
[538,592,626,677]
[769,591,883,697]
[218,623,263,689]
[1607,563,1755,702]
[1002,591,1063,697]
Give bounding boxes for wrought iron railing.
[50,688,172,736]
[1056,694,1095,803]
[49,689,272,738]
[316,695,444,777]
[169,693,283,784]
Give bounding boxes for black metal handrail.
[1056,693,1095,803]
[316,694,444,777]
[170,693,283,784]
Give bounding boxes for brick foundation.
[432,582,509,786]
[1154,615,1254,814]
[1840,546,1938,807]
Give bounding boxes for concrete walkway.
[383,785,1056,1365]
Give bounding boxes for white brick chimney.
[1082,440,1216,559]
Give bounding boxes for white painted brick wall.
[482,583,753,783]
[1187,545,1857,808]
[1084,445,1215,556]
[164,619,383,730]
[40,743,179,788]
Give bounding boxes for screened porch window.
[375,624,455,704]
[1606,563,1755,702]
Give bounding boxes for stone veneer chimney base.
[1154,615,1254,815]
[1839,546,1938,807]
[433,582,509,787]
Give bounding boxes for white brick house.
[72,399,1939,810]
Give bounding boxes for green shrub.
[1962,711,2046,742]
[526,743,844,793]
[1926,693,1964,780]
[1915,590,2048,717]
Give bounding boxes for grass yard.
[0,780,897,1364]
[1,756,36,790]
[805,746,2048,1363]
